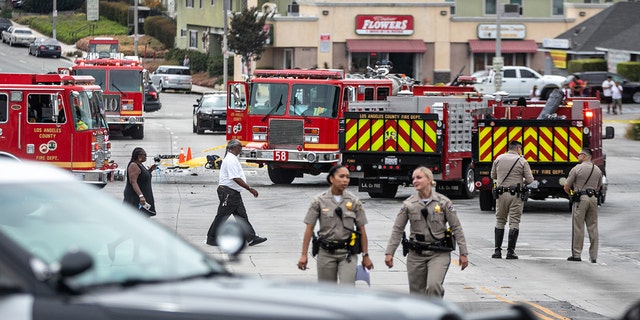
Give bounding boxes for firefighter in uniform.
[297,165,373,284]
[564,148,602,263]
[384,167,468,297]
[490,140,534,259]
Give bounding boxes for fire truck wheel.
[479,190,495,211]
[130,125,144,140]
[267,165,296,184]
[460,164,476,199]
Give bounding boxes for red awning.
[469,40,538,53]
[346,39,427,53]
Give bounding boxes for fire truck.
[0,73,116,187]
[86,37,125,59]
[69,58,145,139]
[472,96,615,211]
[339,84,488,198]
[226,69,396,184]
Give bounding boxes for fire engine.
[69,57,145,139]
[86,37,125,60]
[339,84,488,198]
[226,69,395,184]
[0,73,116,187]
[472,96,615,211]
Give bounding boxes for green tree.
[227,6,271,77]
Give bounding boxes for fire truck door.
[226,82,249,141]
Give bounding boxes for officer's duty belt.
[318,237,349,252]
[577,188,597,197]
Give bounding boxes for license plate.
[274,150,288,162]
[220,119,226,125]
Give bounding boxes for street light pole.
[493,4,504,93]
[223,0,229,89]
[134,0,139,57]
[52,0,57,40]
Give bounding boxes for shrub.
[567,59,607,74]
[626,123,640,140]
[617,62,640,82]
[144,16,175,49]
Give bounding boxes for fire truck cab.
[226,69,394,184]
[0,73,115,187]
[70,58,145,139]
[87,37,124,60]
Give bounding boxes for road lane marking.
[481,287,571,320]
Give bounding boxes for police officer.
[564,148,602,263]
[297,165,373,284]
[490,140,534,259]
[384,167,468,297]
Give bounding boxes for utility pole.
[52,0,57,40]
[223,0,229,88]
[134,0,139,57]
[493,4,503,93]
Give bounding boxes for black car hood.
[75,276,463,320]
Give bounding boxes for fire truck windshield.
[71,91,100,131]
[109,70,143,93]
[249,83,287,116]
[290,84,339,118]
[74,69,106,90]
[248,83,339,118]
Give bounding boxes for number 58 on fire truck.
[0,73,116,187]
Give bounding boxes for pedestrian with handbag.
[297,164,373,285]
[384,167,468,297]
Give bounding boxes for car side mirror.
[216,221,246,259]
[604,126,615,139]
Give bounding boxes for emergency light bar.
[253,69,343,80]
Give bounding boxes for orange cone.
[186,147,192,161]
[178,148,185,163]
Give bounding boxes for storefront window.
[473,53,527,71]
[552,0,564,15]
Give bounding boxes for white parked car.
[1,26,35,47]
[473,66,565,100]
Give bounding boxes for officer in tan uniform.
[564,148,602,263]
[298,165,373,284]
[384,167,468,297]
[490,140,534,259]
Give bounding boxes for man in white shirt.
[206,139,267,247]
[601,75,615,114]
[611,81,623,115]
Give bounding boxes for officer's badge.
[434,205,442,213]
[346,202,353,210]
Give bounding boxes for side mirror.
[604,126,615,139]
[216,221,246,259]
[59,249,93,278]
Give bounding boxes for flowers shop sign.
[355,15,414,35]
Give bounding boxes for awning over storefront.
[346,39,427,53]
[469,39,538,53]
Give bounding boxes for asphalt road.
[98,91,640,320]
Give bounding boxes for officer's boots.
[491,228,505,259]
[506,228,519,260]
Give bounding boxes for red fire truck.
[226,69,395,184]
[70,58,145,139]
[472,96,615,210]
[339,85,488,198]
[86,37,124,60]
[0,73,116,187]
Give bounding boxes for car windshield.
[0,181,225,291]
[201,95,226,111]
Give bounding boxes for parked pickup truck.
[474,66,565,100]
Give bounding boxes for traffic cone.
[186,147,192,162]
[178,148,185,163]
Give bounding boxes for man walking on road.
[490,140,534,259]
[564,148,602,263]
[206,139,267,247]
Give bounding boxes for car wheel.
[35,49,39,57]
[8,38,13,46]
[196,121,204,134]
[159,82,165,93]
[192,119,197,133]
[633,91,640,104]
